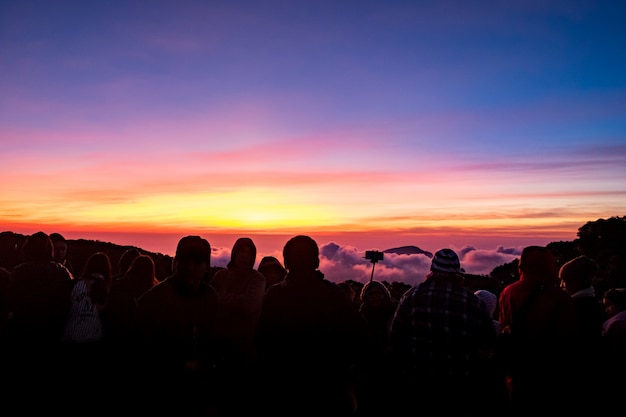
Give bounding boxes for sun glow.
[43,189,338,231]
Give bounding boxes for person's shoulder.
[9,262,25,276]
[199,280,218,297]
[322,278,341,289]
[605,313,626,336]
[47,260,73,278]
[321,279,358,305]
[241,268,266,286]
[262,279,293,304]
[251,269,266,280]
[501,279,521,291]
[70,278,88,292]
[137,276,171,301]
[321,278,349,296]
[499,279,524,297]
[210,268,229,287]
[264,279,288,296]
[212,268,228,278]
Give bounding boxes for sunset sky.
[1,1,625,283]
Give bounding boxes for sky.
[1,1,625,284]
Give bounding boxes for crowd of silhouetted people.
[0,231,625,416]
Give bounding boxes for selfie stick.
[370,261,376,283]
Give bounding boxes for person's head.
[475,289,498,318]
[258,255,287,288]
[427,248,463,281]
[603,288,626,318]
[117,248,141,276]
[81,252,113,303]
[22,231,54,262]
[559,255,598,295]
[49,232,69,263]
[81,252,113,283]
[360,280,392,308]
[518,245,559,285]
[283,235,320,272]
[125,254,158,288]
[227,237,257,270]
[173,235,211,291]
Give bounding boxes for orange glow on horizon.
[1,199,596,260]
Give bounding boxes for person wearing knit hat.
[389,248,500,416]
[475,289,501,334]
[430,248,463,274]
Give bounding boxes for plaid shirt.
[390,274,495,379]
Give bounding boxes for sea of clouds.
[210,242,523,286]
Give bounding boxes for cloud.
[456,246,521,276]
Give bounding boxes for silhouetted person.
[497,245,577,415]
[0,266,11,339]
[62,252,111,344]
[559,255,605,340]
[50,232,74,276]
[132,235,220,415]
[602,287,626,342]
[354,280,397,417]
[558,255,608,411]
[60,251,112,414]
[473,288,510,414]
[104,254,158,345]
[112,247,141,281]
[210,237,266,416]
[600,287,626,410]
[358,280,396,355]
[255,235,368,416]
[389,248,498,416]
[5,231,73,348]
[475,289,502,334]
[257,255,287,290]
[4,231,73,413]
[212,237,266,365]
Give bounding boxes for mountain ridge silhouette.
[384,245,433,258]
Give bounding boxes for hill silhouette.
[384,245,433,258]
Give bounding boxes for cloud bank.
[210,242,522,286]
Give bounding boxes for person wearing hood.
[257,255,287,290]
[210,237,266,415]
[211,237,266,364]
[497,245,577,415]
[132,235,220,415]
